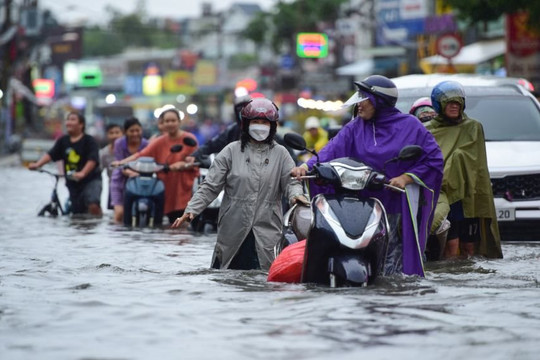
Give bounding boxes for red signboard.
[506,12,540,90]
[436,33,462,59]
[32,79,55,98]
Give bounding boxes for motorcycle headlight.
[334,165,372,190]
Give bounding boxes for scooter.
[122,137,197,227]
[275,133,422,287]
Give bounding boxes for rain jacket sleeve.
[279,147,304,203]
[184,143,231,216]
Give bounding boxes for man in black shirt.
[29,111,103,216]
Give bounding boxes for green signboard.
[79,66,102,87]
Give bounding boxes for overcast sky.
[40,0,280,24]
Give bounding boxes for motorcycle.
[122,137,197,228]
[273,133,422,287]
[189,153,222,234]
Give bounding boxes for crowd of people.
[29,74,503,276]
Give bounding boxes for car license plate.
[497,208,515,221]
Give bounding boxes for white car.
[392,74,540,241]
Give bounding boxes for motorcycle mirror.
[170,144,183,153]
[284,132,320,165]
[183,137,197,147]
[284,133,307,151]
[397,145,423,161]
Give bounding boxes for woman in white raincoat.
[171,98,307,271]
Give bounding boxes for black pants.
[228,230,261,270]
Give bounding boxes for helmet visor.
[241,101,279,122]
[342,92,369,108]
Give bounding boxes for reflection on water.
[1,166,540,360]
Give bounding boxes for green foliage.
[241,12,269,46]
[228,53,258,70]
[443,0,540,28]
[242,0,348,53]
[82,2,181,56]
[83,27,124,57]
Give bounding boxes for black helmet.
[354,75,398,107]
[233,95,252,123]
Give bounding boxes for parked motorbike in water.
[122,137,197,228]
[274,133,423,287]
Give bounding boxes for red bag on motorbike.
[267,239,306,283]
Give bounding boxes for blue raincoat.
[306,94,443,276]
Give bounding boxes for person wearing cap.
[302,116,328,153]
[291,75,444,277]
[172,98,307,271]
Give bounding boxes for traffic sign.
[436,34,462,59]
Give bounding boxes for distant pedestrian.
[100,124,123,210]
[302,116,328,152]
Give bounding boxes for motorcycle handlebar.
[383,183,405,193]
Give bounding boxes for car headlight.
[334,165,372,190]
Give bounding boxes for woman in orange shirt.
[113,108,199,224]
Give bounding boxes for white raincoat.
[185,140,304,270]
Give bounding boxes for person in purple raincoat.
[291,75,444,277]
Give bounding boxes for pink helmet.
[409,97,433,115]
[240,98,279,122]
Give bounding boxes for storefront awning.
[421,39,505,66]
[336,56,402,77]
[336,59,374,76]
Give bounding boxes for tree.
[242,0,348,53]
[82,1,181,57]
[443,0,540,29]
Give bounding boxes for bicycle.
[34,168,71,217]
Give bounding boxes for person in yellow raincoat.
[303,116,328,152]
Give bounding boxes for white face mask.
[248,123,270,142]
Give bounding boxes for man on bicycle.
[29,111,102,216]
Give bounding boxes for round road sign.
[436,34,462,59]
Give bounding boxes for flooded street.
[1,164,540,360]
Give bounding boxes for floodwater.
[1,164,539,360]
